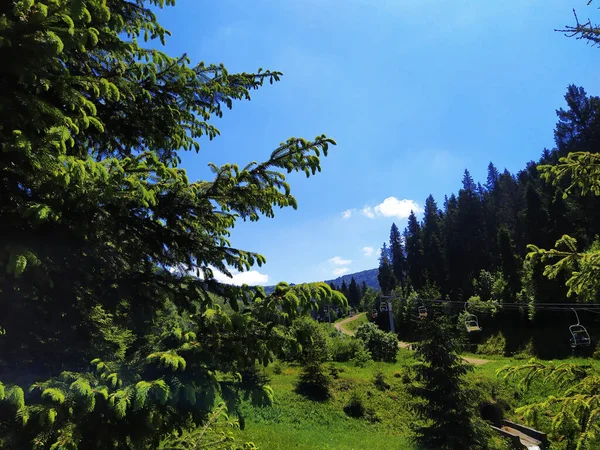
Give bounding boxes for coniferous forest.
[369,84,600,358]
[3,1,600,450]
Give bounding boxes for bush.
[285,316,330,364]
[394,367,413,384]
[295,362,331,401]
[352,345,373,367]
[328,335,363,362]
[344,390,366,418]
[355,322,398,363]
[272,361,284,375]
[373,370,390,391]
[477,332,507,356]
[594,342,600,360]
[512,338,535,360]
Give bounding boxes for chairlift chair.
[464,303,482,333]
[418,305,428,319]
[569,309,591,349]
[380,303,388,312]
[372,308,378,319]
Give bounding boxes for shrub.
[512,338,535,360]
[295,362,331,401]
[477,332,507,356]
[272,361,284,375]
[327,364,342,379]
[355,322,398,363]
[594,342,600,360]
[344,390,366,418]
[286,316,330,364]
[328,335,362,362]
[393,367,413,384]
[373,370,390,391]
[352,346,373,367]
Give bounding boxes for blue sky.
[157,0,600,285]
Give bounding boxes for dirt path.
[334,313,364,336]
[333,314,490,366]
[397,341,489,365]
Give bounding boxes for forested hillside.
[324,268,379,291]
[377,84,600,306]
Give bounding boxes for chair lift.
[569,308,591,348]
[418,304,428,319]
[464,303,482,333]
[372,308,378,319]
[380,302,388,312]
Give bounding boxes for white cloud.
[363,246,374,257]
[374,197,422,219]
[361,206,375,218]
[168,264,269,286]
[360,197,422,220]
[333,267,350,276]
[329,256,352,266]
[342,209,353,220]
[212,269,269,286]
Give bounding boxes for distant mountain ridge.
[324,268,380,290]
[263,268,380,294]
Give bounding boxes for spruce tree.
[389,223,406,291]
[410,317,488,450]
[0,1,346,447]
[456,170,488,296]
[405,211,425,290]
[422,195,445,292]
[377,243,396,295]
[361,280,368,297]
[348,277,362,308]
[498,227,521,301]
[525,183,549,249]
[341,280,349,300]
[485,162,500,191]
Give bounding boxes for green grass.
[234,346,599,449]
[234,350,417,449]
[342,313,367,333]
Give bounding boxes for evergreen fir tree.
[485,162,500,191]
[409,317,488,450]
[341,280,349,299]
[348,277,362,307]
[0,1,346,447]
[361,280,368,297]
[525,183,549,249]
[377,243,396,295]
[405,211,425,290]
[422,195,445,292]
[462,169,477,193]
[389,223,406,291]
[456,170,488,296]
[498,227,522,301]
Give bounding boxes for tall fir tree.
[0,1,346,447]
[485,162,500,191]
[341,279,349,299]
[456,169,488,296]
[498,227,522,302]
[405,211,425,290]
[348,277,362,307]
[377,243,396,295]
[421,195,445,292]
[389,222,406,291]
[409,317,489,450]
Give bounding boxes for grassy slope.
[343,313,367,333]
[235,348,600,450]
[235,350,417,450]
